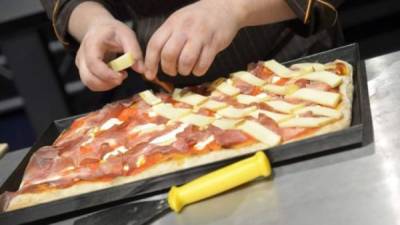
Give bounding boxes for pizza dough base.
[6,61,353,211]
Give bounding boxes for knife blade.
[75,151,271,225]
[0,143,8,159]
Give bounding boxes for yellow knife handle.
[108,52,135,72]
[167,151,271,213]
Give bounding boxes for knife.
[108,53,174,93]
[75,151,272,225]
[0,143,8,159]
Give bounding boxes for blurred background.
[0,0,400,151]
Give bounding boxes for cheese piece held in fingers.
[108,52,135,72]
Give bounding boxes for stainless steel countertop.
[1,51,400,225]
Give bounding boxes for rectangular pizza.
[0,59,353,211]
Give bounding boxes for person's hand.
[144,0,245,80]
[76,18,145,91]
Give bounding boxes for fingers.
[83,40,126,86]
[192,45,217,76]
[145,27,171,80]
[178,40,202,76]
[160,32,187,76]
[117,28,145,74]
[78,57,117,91]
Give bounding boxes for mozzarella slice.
[139,90,162,106]
[172,88,183,99]
[152,103,191,120]
[150,123,189,146]
[263,60,294,78]
[232,71,266,86]
[100,118,123,131]
[263,84,287,95]
[237,120,281,147]
[179,114,215,127]
[290,63,325,72]
[294,106,342,119]
[265,100,304,113]
[194,135,215,150]
[200,99,228,111]
[289,88,341,107]
[236,93,269,104]
[212,118,243,130]
[136,155,146,168]
[216,106,257,119]
[173,91,208,106]
[262,83,300,97]
[300,71,343,88]
[251,110,293,123]
[103,146,129,160]
[279,117,335,128]
[108,52,134,72]
[216,79,240,96]
[129,123,166,135]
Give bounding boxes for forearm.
[228,0,297,28]
[68,1,115,42]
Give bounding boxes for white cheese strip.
[139,90,162,106]
[294,106,342,119]
[129,123,166,135]
[194,135,215,150]
[216,106,257,119]
[216,79,240,96]
[173,90,208,106]
[81,137,94,146]
[150,123,189,146]
[103,146,128,160]
[289,88,341,107]
[251,110,293,123]
[136,155,146,167]
[172,88,183,99]
[147,110,157,117]
[232,71,266,86]
[271,76,281,84]
[152,103,191,120]
[108,52,134,72]
[290,63,325,72]
[300,71,342,88]
[236,93,269,104]
[263,60,294,78]
[100,118,123,131]
[200,99,228,111]
[238,120,281,147]
[179,114,215,127]
[265,100,304,113]
[279,117,335,128]
[263,84,287,95]
[212,118,243,130]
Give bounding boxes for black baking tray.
[0,43,373,225]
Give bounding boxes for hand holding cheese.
[71,2,144,91]
[69,2,144,91]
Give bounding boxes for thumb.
[118,28,145,74]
